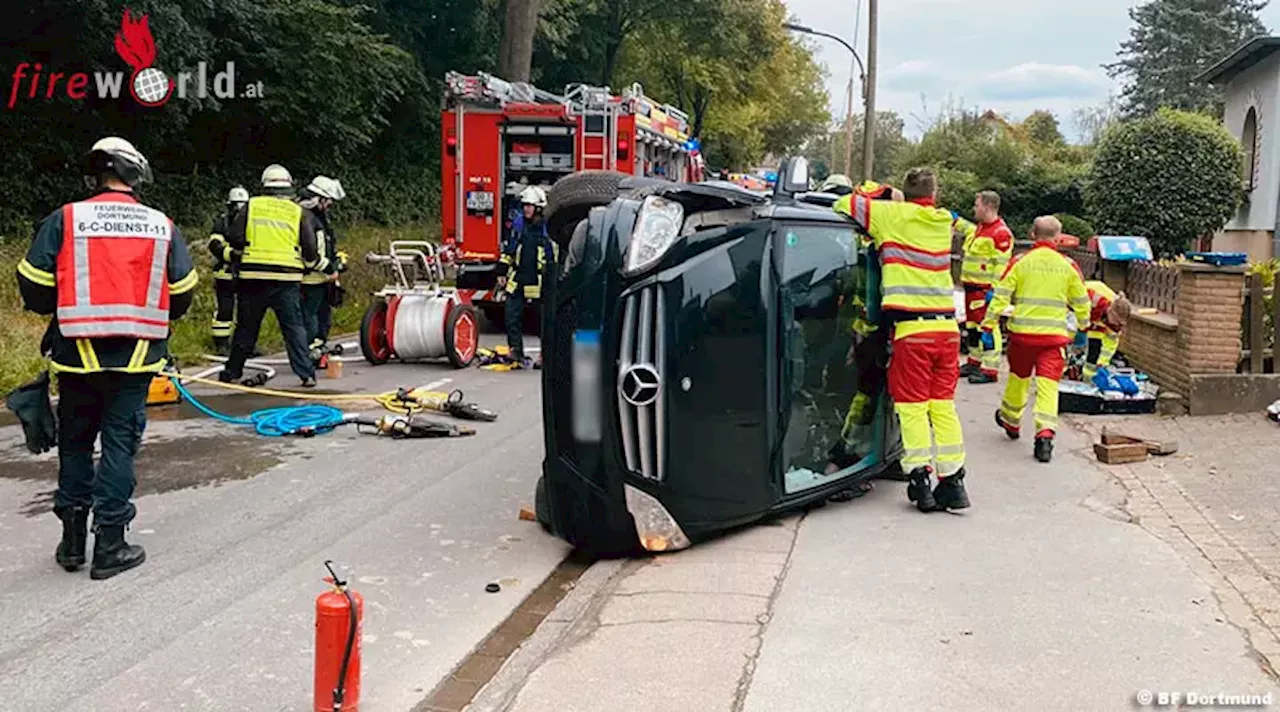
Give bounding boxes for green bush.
[1055,213,1095,239]
[1085,108,1242,257]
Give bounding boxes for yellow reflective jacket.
[236,196,316,282]
[957,217,1014,288]
[985,242,1090,343]
[833,194,956,315]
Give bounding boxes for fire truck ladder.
[564,83,617,172]
[445,71,567,106]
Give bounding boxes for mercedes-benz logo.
[619,363,662,407]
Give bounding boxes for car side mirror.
[774,157,810,199]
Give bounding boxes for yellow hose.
[174,373,451,417]
[176,373,393,403]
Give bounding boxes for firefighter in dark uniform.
[220,164,323,387]
[15,137,198,580]
[496,186,555,365]
[298,176,346,358]
[208,186,249,355]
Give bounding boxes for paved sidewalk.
[466,380,1280,712]
[1070,410,1280,670]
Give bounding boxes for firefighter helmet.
[261,164,293,189]
[520,186,548,208]
[227,186,250,204]
[820,174,854,194]
[306,176,346,201]
[87,137,152,187]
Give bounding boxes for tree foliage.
[613,0,829,169]
[1105,0,1269,118]
[0,0,830,237]
[1086,108,1243,256]
[801,112,909,182]
[892,106,1090,238]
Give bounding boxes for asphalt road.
[0,333,567,712]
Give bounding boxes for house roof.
[1197,36,1280,85]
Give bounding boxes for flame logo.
[113,8,171,107]
[114,9,156,71]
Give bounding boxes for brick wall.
[1118,263,1246,397]
[1176,264,1246,374]
[1122,313,1187,395]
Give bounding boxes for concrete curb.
[463,559,628,712]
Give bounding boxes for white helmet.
[305,176,346,201]
[820,174,853,194]
[261,164,293,189]
[227,186,249,204]
[520,186,547,208]
[88,137,152,186]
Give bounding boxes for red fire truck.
[440,71,705,320]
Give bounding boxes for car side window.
[776,224,877,494]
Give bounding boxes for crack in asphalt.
[730,512,807,712]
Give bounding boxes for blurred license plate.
[572,330,602,442]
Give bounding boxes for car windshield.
[775,223,882,494]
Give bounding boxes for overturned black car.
[534,158,904,556]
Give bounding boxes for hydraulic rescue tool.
[377,388,498,421]
[360,241,478,369]
[354,413,477,438]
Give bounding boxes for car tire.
[546,171,629,248]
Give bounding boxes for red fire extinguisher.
[315,560,364,712]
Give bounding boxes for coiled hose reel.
[361,241,478,369]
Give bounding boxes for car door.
[773,221,888,496]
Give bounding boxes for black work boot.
[54,506,90,572]
[213,337,231,357]
[959,362,980,379]
[906,467,940,513]
[968,371,998,385]
[90,525,147,581]
[933,469,971,511]
[1034,436,1054,464]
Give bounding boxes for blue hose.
[171,379,348,437]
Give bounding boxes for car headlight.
[623,196,684,275]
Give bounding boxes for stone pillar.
[1175,263,1246,375]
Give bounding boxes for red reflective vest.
[55,193,174,340]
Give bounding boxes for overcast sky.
[780,0,1280,142]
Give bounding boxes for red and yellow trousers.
[963,284,1002,376]
[888,318,965,477]
[997,335,1067,437]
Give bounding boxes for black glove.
[5,371,58,454]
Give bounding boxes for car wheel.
[546,170,628,248]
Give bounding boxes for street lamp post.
[785,20,875,183]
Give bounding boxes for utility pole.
[843,68,855,177]
[861,0,878,182]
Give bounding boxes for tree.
[1106,0,1269,118]
[533,0,701,87]
[803,111,908,182]
[1022,110,1066,148]
[1073,95,1121,145]
[894,105,1090,237]
[615,0,829,168]
[499,0,541,81]
[1086,108,1242,256]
